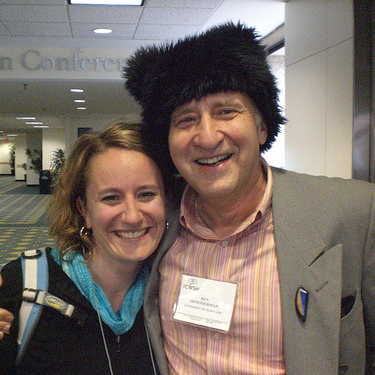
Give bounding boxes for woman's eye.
[139,191,157,199]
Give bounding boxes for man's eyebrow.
[172,99,244,117]
[211,99,244,109]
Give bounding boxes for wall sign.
[0,49,126,73]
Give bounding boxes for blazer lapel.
[272,168,342,375]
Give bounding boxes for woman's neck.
[86,253,142,313]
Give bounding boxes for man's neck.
[196,171,267,238]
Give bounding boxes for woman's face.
[79,147,166,266]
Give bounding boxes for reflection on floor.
[0,175,56,268]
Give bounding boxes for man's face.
[168,92,268,202]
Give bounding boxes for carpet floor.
[0,175,55,268]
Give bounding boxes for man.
[1,22,375,375]
[124,22,375,375]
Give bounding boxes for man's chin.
[192,183,236,200]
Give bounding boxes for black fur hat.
[124,22,286,173]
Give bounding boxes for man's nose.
[193,115,224,149]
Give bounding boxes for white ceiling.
[0,0,286,136]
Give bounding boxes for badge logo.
[295,286,309,322]
[183,278,200,290]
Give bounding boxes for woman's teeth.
[116,229,147,239]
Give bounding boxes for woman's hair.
[48,122,171,260]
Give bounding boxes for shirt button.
[221,240,229,247]
[213,333,221,340]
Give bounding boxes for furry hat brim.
[124,22,285,173]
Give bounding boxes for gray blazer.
[144,168,375,375]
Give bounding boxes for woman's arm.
[0,275,15,340]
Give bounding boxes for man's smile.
[195,153,233,166]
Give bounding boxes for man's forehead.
[172,92,252,114]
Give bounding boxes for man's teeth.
[116,229,147,239]
[197,154,231,165]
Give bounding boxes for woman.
[0,122,170,374]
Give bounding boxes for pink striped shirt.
[159,163,286,374]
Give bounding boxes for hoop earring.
[80,226,92,259]
[80,226,92,238]
[80,226,86,238]
[82,245,92,259]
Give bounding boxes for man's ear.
[258,121,268,146]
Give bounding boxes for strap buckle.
[22,288,40,303]
[21,249,43,259]
[22,288,75,318]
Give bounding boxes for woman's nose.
[120,199,143,224]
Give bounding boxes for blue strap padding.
[17,249,48,362]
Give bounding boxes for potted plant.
[8,143,15,176]
[50,148,66,186]
[25,149,42,173]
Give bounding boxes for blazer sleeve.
[362,188,375,374]
[0,258,23,374]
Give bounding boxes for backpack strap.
[16,248,88,365]
[17,248,48,365]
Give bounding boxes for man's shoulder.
[272,167,374,189]
[271,167,375,208]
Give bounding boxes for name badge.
[173,274,237,332]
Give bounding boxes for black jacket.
[0,248,158,375]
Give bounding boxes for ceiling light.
[33,125,49,128]
[16,117,36,120]
[26,122,43,125]
[93,28,113,34]
[77,107,87,110]
[69,0,143,5]
[74,99,86,103]
[71,88,84,93]
[7,134,18,137]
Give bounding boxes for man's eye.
[218,109,236,116]
[174,116,196,128]
[102,195,118,202]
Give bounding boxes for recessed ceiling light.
[77,107,87,110]
[71,88,84,93]
[26,122,43,125]
[33,125,49,128]
[7,134,18,137]
[16,117,36,120]
[69,0,143,5]
[93,28,113,34]
[74,99,86,103]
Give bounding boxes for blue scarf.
[51,248,149,335]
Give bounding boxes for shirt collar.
[180,157,273,240]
